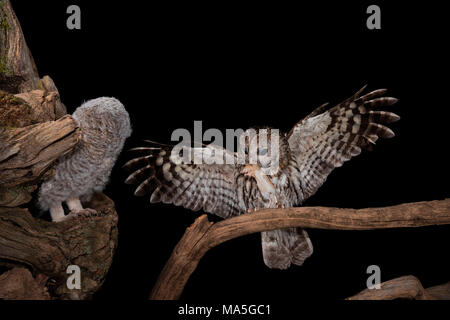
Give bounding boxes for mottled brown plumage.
[124,86,399,269]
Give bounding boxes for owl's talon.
[241,164,258,177]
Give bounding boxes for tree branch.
[0,114,80,206]
[346,275,450,300]
[150,199,450,300]
[0,192,118,300]
[0,115,80,186]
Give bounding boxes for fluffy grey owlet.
[124,86,399,269]
[39,97,132,222]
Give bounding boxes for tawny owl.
[39,97,132,222]
[124,86,399,269]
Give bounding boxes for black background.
[10,0,449,303]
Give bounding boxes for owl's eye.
[258,148,268,156]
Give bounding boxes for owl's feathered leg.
[49,203,66,222]
[66,197,83,212]
[49,198,97,222]
[261,228,313,269]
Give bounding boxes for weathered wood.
[347,275,433,300]
[0,267,51,300]
[0,184,36,207]
[0,192,118,300]
[0,90,35,127]
[426,281,450,300]
[150,199,450,300]
[347,275,450,300]
[0,0,120,301]
[15,88,67,122]
[0,115,80,189]
[0,0,40,93]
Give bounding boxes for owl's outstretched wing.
[287,86,400,201]
[123,142,250,218]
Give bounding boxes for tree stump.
[0,0,118,300]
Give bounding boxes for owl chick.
[38,97,132,222]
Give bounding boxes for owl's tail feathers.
[261,228,313,269]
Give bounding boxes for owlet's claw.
[65,208,99,221]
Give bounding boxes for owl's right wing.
[123,141,254,218]
[287,86,400,201]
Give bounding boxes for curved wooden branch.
[346,275,450,300]
[150,199,450,300]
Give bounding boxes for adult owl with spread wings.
[124,86,399,269]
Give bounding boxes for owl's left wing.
[123,142,249,218]
[287,86,400,201]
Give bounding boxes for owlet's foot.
[66,208,99,220]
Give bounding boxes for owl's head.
[240,127,290,175]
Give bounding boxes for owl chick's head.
[240,127,290,175]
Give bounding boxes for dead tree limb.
[0,0,119,300]
[0,0,40,93]
[426,280,450,300]
[0,112,80,207]
[0,267,51,300]
[150,199,450,300]
[0,192,118,300]
[0,115,80,187]
[347,275,450,300]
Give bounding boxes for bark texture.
[0,0,119,300]
[0,0,39,93]
[0,193,118,300]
